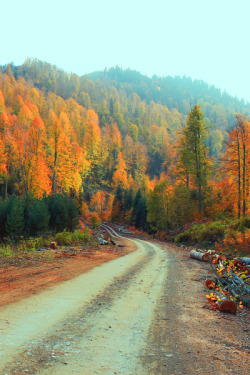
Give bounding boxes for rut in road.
[0,240,168,375]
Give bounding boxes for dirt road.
[0,237,249,374]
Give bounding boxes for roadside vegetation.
[174,216,250,255]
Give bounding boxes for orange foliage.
[112,152,128,189]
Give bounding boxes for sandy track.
[0,240,168,374]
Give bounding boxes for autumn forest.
[0,59,249,251]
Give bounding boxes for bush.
[175,221,226,246]
[55,229,90,246]
[229,216,250,232]
[0,245,14,257]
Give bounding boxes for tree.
[147,180,172,231]
[6,197,24,238]
[179,105,211,216]
[111,185,124,221]
[0,89,6,115]
[131,189,147,230]
[223,114,250,218]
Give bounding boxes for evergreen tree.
[180,105,211,216]
[0,197,7,238]
[111,185,124,221]
[6,197,24,238]
[26,199,50,235]
[132,189,147,230]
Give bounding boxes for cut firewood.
[217,296,237,314]
[190,249,209,262]
[239,257,250,265]
[230,269,250,294]
[205,278,217,289]
[241,296,250,307]
[98,237,108,245]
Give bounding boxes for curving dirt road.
[0,239,168,374]
[0,234,249,374]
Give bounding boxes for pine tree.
[6,198,24,238]
[180,105,211,216]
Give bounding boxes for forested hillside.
[0,59,249,245]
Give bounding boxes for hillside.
[0,59,249,237]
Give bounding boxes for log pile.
[189,248,250,313]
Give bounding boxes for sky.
[1,0,250,102]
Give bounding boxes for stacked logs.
[189,248,250,313]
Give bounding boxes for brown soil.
[0,238,136,307]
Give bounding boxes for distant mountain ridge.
[87,67,250,111]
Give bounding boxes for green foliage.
[6,197,25,238]
[147,181,171,231]
[26,199,50,235]
[131,189,147,230]
[0,245,14,257]
[180,105,211,215]
[229,216,250,232]
[0,197,7,238]
[170,185,196,227]
[0,194,79,240]
[55,229,90,245]
[90,212,101,229]
[175,221,226,246]
[47,194,79,232]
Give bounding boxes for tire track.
[1,240,168,374]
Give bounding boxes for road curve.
[0,238,168,374]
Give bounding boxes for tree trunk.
[52,149,57,194]
[5,158,9,198]
[242,134,246,217]
[237,133,241,218]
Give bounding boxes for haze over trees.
[0,59,249,238]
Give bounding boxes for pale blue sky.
[1,0,250,102]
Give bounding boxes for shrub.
[175,221,226,246]
[0,245,14,257]
[55,229,90,246]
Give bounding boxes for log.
[239,257,250,265]
[218,297,237,314]
[230,269,250,294]
[241,296,250,308]
[98,237,108,245]
[190,249,209,262]
[205,278,217,289]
